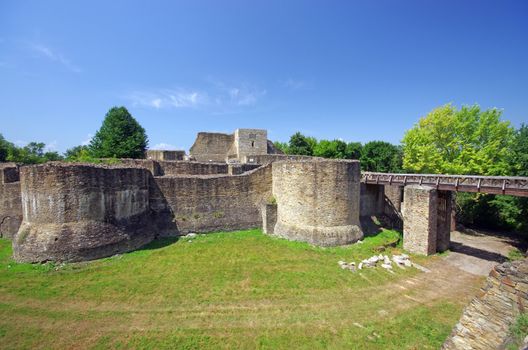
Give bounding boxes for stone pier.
[403,185,452,255]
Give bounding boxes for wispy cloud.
[44,140,58,152]
[125,80,266,111]
[127,89,207,109]
[228,86,266,106]
[282,78,313,90]
[29,43,81,73]
[81,134,93,146]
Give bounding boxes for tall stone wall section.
[13,163,155,263]
[0,163,22,239]
[442,259,528,350]
[272,160,363,246]
[189,132,234,162]
[151,164,272,235]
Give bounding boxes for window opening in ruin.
[251,141,255,147]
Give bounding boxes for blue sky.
[1,0,527,153]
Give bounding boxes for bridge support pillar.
[403,185,438,255]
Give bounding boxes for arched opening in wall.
[251,141,255,148]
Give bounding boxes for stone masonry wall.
[146,150,185,161]
[403,185,438,255]
[189,132,234,162]
[360,183,384,217]
[13,163,155,262]
[0,163,22,239]
[442,259,528,350]
[272,160,363,246]
[234,129,268,161]
[150,164,273,235]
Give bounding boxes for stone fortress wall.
[0,163,22,239]
[6,159,273,262]
[13,163,154,262]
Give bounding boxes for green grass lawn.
[0,229,475,349]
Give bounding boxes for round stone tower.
[13,163,154,263]
[272,159,363,246]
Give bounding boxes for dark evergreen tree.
[89,107,148,159]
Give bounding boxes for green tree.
[508,124,528,177]
[7,141,62,164]
[89,107,148,159]
[288,132,314,156]
[402,104,514,175]
[272,141,289,154]
[64,145,90,161]
[344,142,362,160]
[0,134,14,162]
[360,141,402,172]
[313,139,348,159]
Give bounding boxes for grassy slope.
[0,229,469,349]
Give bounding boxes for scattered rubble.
[337,253,426,273]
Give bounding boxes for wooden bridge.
[361,172,528,197]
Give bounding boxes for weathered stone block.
[403,185,438,255]
[272,159,363,246]
[261,203,277,235]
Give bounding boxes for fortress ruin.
[2,127,525,264]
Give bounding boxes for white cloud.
[124,80,266,111]
[228,86,266,106]
[150,143,181,150]
[81,134,93,146]
[127,89,207,109]
[44,140,58,152]
[282,78,313,90]
[29,43,81,73]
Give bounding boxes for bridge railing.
[361,172,528,197]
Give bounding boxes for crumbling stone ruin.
[189,128,283,163]
[0,128,458,262]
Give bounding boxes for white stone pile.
[338,253,416,272]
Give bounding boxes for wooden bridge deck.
[361,172,528,197]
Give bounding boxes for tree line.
[0,107,148,164]
[274,134,403,173]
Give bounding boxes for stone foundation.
[442,259,528,350]
[272,160,363,246]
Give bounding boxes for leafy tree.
[402,104,514,175]
[508,124,528,177]
[89,107,148,159]
[344,142,362,160]
[64,145,89,161]
[272,141,289,154]
[313,139,347,159]
[7,141,62,164]
[360,141,402,172]
[0,134,14,162]
[288,132,314,156]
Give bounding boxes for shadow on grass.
[136,236,180,252]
